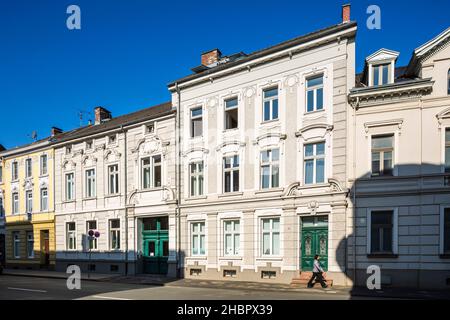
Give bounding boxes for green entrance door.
[142,217,169,275]
[301,216,328,271]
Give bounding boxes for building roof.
[168,21,357,89]
[355,65,412,88]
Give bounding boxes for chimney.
[201,49,222,66]
[51,127,63,137]
[94,106,112,125]
[342,4,351,23]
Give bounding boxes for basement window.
[223,270,237,278]
[88,264,96,272]
[261,271,276,279]
[110,265,119,272]
[190,268,202,276]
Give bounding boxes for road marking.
[91,295,132,300]
[7,287,47,293]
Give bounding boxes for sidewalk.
[2,268,117,282]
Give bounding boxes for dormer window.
[372,64,390,86]
[366,49,399,87]
[146,123,155,134]
[109,135,117,145]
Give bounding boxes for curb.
[2,272,113,282]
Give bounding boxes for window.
[26,191,33,214]
[108,164,119,194]
[0,165,3,183]
[260,149,279,189]
[40,188,48,212]
[0,197,4,217]
[262,218,280,256]
[224,97,238,130]
[190,107,203,138]
[40,154,48,175]
[65,173,75,201]
[306,75,324,112]
[66,222,76,250]
[370,210,394,254]
[25,158,32,178]
[189,161,204,197]
[371,135,394,176]
[12,161,18,181]
[86,220,97,250]
[85,169,96,198]
[13,231,20,258]
[263,87,279,122]
[109,135,117,145]
[445,129,450,173]
[223,155,239,193]
[304,142,325,184]
[27,231,34,258]
[66,146,72,155]
[191,222,205,256]
[443,208,450,254]
[372,64,390,86]
[224,220,240,256]
[146,123,155,134]
[12,192,19,214]
[142,155,162,189]
[109,219,120,250]
[86,140,93,150]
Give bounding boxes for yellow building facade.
[0,140,56,270]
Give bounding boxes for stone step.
[290,272,333,288]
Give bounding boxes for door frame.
[300,215,329,272]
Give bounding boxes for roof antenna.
[28,131,38,142]
[78,110,92,127]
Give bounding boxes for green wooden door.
[142,217,169,274]
[301,217,328,271]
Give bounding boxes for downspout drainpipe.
[352,97,359,285]
[121,125,129,275]
[175,83,182,278]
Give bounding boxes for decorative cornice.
[215,140,246,152]
[364,119,403,133]
[295,123,333,137]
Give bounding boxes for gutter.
[175,83,182,278]
[120,125,129,276]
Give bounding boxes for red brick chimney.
[51,127,63,137]
[201,49,222,66]
[342,4,351,23]
[94,107,112,125]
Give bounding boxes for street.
[0,275,361,300]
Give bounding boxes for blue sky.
[1,0,449,148]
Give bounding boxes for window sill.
[140,187,164,192]
[186,256,207,260]
[39,174,49,179]
[304,109,325,116]
[256,256,283,261]
[367,253,398,258]
[218,192,243,198]
[370,174,395,178]
[260,119,280,126]
[219,256,243,261]
[104,193,122,198]
[255,187,284,195]
[185,196,208,201]
[83,197,97,201]
[63,200,76,204]
[223,128,239,133]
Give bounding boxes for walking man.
[307,254,328,288]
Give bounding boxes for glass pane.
[305,160,314,184]
[191,108,202,117]
[261,150,270,163]
[372,152,380,174]
[143,167,151,188]
[271,165,279,188]
[198,162,204,173]
[192,118,203,137]
[372,211,393,225]
[316,88,323,110]
[305,144,314,157]
[200,235,205,254]
[232,170,239,191]
[233,221,240,232]
[305,236,312,255]
[224,157,231,169]
[200,222,205,233]
[272,149,279,161]
[154,165,161,187]
[382,65,389,85]
[261,166,270,189]
[382,227,393,252]
[264,101,271,121]
[192,235,198,255]
[264,88,278,98]
[444,209,450,251]
[372,135,393,148]
[307,76,323,88]
[446,146,450,172]
[272,218,280,231]
[225,234,232,255]
[307,90,314,112]
[263,233,270,255]
[319,236,327,255]
[316,158,325,183]
[224,221,232,232]
[373,66,379,86]
[198,175,204,195]
[193,223,199,233]
[384,152,393,174]
[316,142,325,155]
[272,99,278,119]
[162,241,169,257]
[272,233,280,255]
[225,108,238,129]
[371,227,380,252]
[224,171,231,192]
[234,234,240,255]
[262,219,270,231]
[225,98,238,109]
[233,155,239,167]
[190,176,196,196]
[446,129,450,142]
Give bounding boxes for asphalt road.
[0,275,358,300]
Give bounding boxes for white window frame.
[66,222,77,251]
[25,190,33,214]
[141,155,162,190]
[223,220,240,256]
[262,86,279,122]
[190,107,203,138]
[223,155,239,193]
[372,63,390,86]
[85,169,96,198]
[65,172,75,201]
[191,221,206,256]
[86,220,98,251]
[440,206,450,255]
[40,154,48,176]
[25,158,32,178]
[224,97,239,130]
[12,192,19,214]
[12,161,18,181]
[260,149,280,189]
[189,161,204,197]
[40,187,48,212]
[366,208,398,255]
[306,74,324,113]
[303,141,326,185]
[13,231,20,258]
[371,134,395,176]
[109,219,121,250]
[108,164,120,195]
[261,217,281,256]
[27,231,34,258]
[0,165,3,183]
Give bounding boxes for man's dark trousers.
[307,272,327,288]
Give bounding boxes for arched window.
[448,69,450,95]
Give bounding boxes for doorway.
[142,217,169,275]
[301,216,328,271]
[40,230,50,268]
